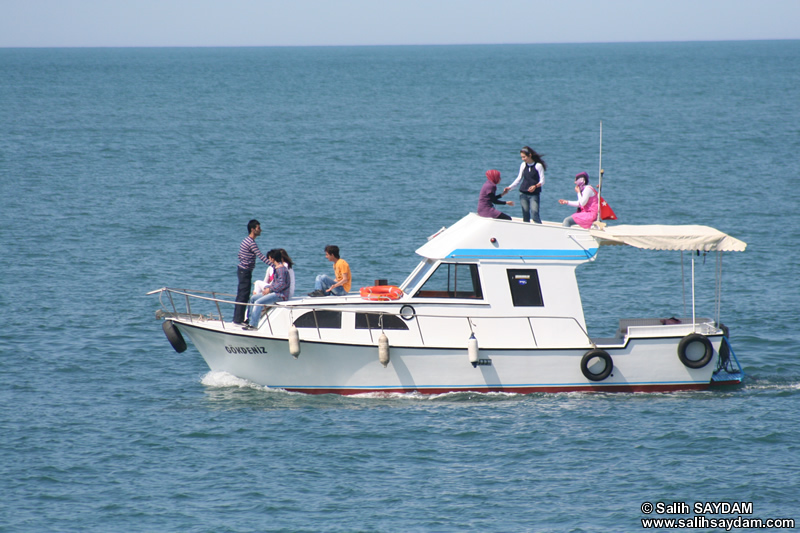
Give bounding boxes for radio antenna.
[596,121,604,224]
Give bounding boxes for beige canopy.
[589,224,747,252]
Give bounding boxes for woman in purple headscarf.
[558,172,598,228]
[478,169,515,220]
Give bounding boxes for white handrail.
[149,287,596,347]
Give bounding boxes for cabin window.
[506,269,544,307]
[355,313,409,330]
[293,310,342,329]
[413,263,483,299]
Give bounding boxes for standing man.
[309,245,351,297]
[234,219,269,324]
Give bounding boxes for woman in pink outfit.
[558,172,598,229]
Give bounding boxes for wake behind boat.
[149,213,746,394]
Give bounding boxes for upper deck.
[415,214,600,264]
[415,213,747,263]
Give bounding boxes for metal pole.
[691,252,697,333]
[598,121,603,182]
[212,291,225,330]
[681,251,686,317]
[715,251,723,326]
[596,121,604,224]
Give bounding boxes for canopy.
[589,224,747,252]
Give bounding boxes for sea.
[1,41,799,532]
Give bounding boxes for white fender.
[378,332,390,367]
[468,333,479,366]
[288,325,301,358]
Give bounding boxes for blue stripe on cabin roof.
[445,248,598,260]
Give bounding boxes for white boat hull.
[175,319,727,394]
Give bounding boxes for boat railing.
[619,317,718,337]
[148,287,596,347]
[148,287,236,327]
[349,311,594,349]
[149,287,719,348]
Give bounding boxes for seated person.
[245,249,291,330]
[558,172,599,229]
[478,169,514,220]
[279,248,296,298]
[254,248,295,298]
[309,245,351,297]
[252,266,274,298]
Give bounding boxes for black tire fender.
[163,320,187,353]
[581,349,613,381]
[677,333,713,369]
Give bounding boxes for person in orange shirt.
[309,245,352,297]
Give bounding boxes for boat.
[149,213,746,395]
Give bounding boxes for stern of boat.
[710,333,745,386]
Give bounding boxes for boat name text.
[225,345,268,355]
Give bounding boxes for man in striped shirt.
[234,219,269,324]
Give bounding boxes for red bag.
[599,197,617,220]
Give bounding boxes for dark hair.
[247,219,260,233]
[278,248,293,269]
[520,146,547,171]
[324,245,340,259]
[267,249,283,262]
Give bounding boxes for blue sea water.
[1,41,799,532]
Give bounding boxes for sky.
[2,0,799,48]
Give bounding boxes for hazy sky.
[2,0,799,48]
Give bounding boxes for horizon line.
[2,38,798,50]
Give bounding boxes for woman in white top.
[503,146,547,223]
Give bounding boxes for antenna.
[596,121,604,224]
[598,120,603,181]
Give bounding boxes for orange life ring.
[360,285,404,301]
